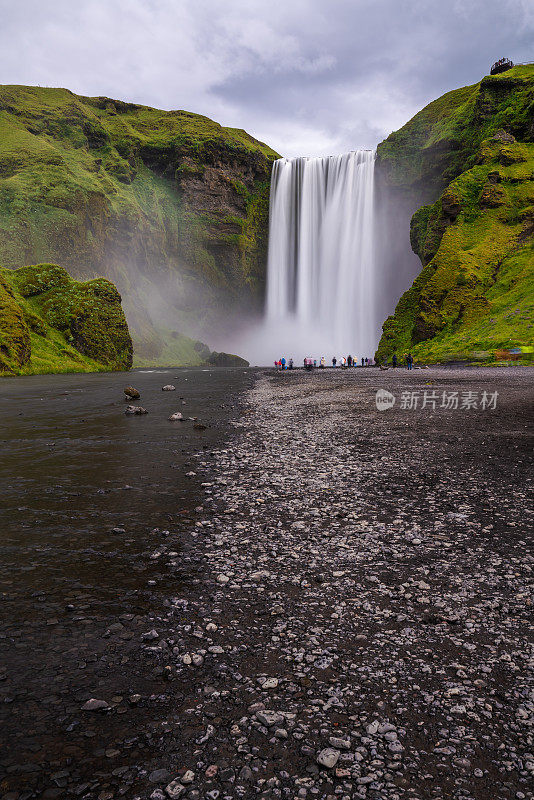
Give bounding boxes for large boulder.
[10,266,133,370]
[206,351,249,367]
[1,263,133,375]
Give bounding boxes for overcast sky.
[1,0,532,157]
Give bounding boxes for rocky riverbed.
[1,367,533,800]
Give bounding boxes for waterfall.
[265,150,378,361]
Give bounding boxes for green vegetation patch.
[0,84,281,361]
[376,134,534,364]
[0,263,133,376]
[377,65,534,199]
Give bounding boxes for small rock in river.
[125,405,148,415]
[162,385,176,391]
[123,386,140,399]
[169,412,184,421]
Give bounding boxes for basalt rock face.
[375,66,534,363]
[0,263,132,375]
[0,86,280,362]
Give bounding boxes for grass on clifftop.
[375,65,534,364]
[377,65,534,198]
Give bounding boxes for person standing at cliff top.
[332,356,337,368]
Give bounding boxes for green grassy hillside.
[0,263,133,375]
[0,86,280,361]
[376,65,534,363]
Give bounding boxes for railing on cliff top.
[490,58,514,75]
[490,58,534,75]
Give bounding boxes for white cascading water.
[262,149,378,363]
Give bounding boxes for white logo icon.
[376,389,396,411]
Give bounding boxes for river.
[0,367,254,799]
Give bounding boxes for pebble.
[164,778,186,798]
[81,698,110,711]
[317,748,341,768]
[124,405,148,415]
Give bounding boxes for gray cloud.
[1,0,532,156]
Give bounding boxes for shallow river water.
[0,367,254,799]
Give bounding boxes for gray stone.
[149,769,172,784]
[81,698,109,711]
[256,710,284,727]
[165,778,186,799]
[317,748,340,769]
[124,405,148,415]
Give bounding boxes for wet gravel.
[1,366,533,800]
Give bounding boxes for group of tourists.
[331,355,374,368]
[274,352,415,370]
[275,357,293,370]
[275,355,377,370]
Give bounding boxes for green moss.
[0,270,31,372]
[376,65,534,364]
[11,263,71,296]
[376,137,534,364]
[0,84,281,362]
[0,263,133,376]
[376,65,534,200]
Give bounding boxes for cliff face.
[375,65,534,363]
[0,86,279,361]
[0,263,132,375]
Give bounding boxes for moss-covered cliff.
[0,263,132,375]
[0,85,280,362]
[376,65,534,363]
